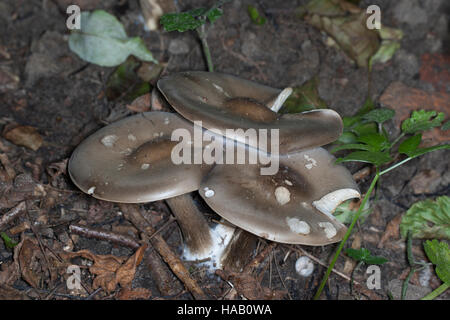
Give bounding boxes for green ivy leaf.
[400,196,450,240]
[336,150,392,166]
[69,10,157,67]
[362,108,396,125]
[423,240,450,285]
[0,232,18,249]
[401,110,445,134]
[345,248,388,265]
[398,134,422,156]
[247,5,267,25]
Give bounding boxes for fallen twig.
[69,223,141,250]
[118,203,208,300]
[0,201,26,230]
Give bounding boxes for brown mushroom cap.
[157,71,343,154]
[68,112,212,203]
[198,147,360,245]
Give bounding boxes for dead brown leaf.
[62,245,147,293]
[378,213,403,248]
[3,125,43,151]
[408,169,441,194]
[126,93,151,113]
[116,287,152,300]
[16,237,46,288]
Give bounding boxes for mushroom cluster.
[69,71,360,271]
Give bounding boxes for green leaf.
[69,10,157,67]
[0,232,18,249]
[336,131,358,144]
[423,240,450,285]
[336,150,392,166]
[351,122,378,137]
[206,7,223,23]
[331,143,375,153]
[401,110,446,134]
[334,199,371,224]
[400,196,450,240]
[247,5,267,25]
[280,77,327,113]
[441,121,450,131]
[398,134,422,156]
[345,248,388,265]
[369,40,400,69]
[362,108,395,125]
[160,11,204,32]
[356,133,390,151]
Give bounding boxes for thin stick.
[119,203,208,300]
[0,201,26,230]
[69,224,140,249]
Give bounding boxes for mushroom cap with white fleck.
[68,112,212,203]
[157,71,343,154]
[198,147,360,245]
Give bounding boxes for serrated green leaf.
[336,150,392,166]
[401,110,446,134]
[331,143,375,153]
[398,134,422,156]
[423,240,450,285]
[362,108,396,124]
[160,11,204,32]
[357,133,390,151]
[400,196,450,240]
[0,232,18,249]
[69,10,157,67]
[345,248,388,264]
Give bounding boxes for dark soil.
[0,0,448,300]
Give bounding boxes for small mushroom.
[157,71,343,154]
[68,112,218,259]
[198,147,360,245]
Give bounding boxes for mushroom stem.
[166,193,213,257]
[268,87,293,113]
[220,228,258,272]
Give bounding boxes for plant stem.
[380,157,413,176]
[390,132,405,148]
[421,283,449,300]
[196,24,214,72]
[313,168,380,300]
